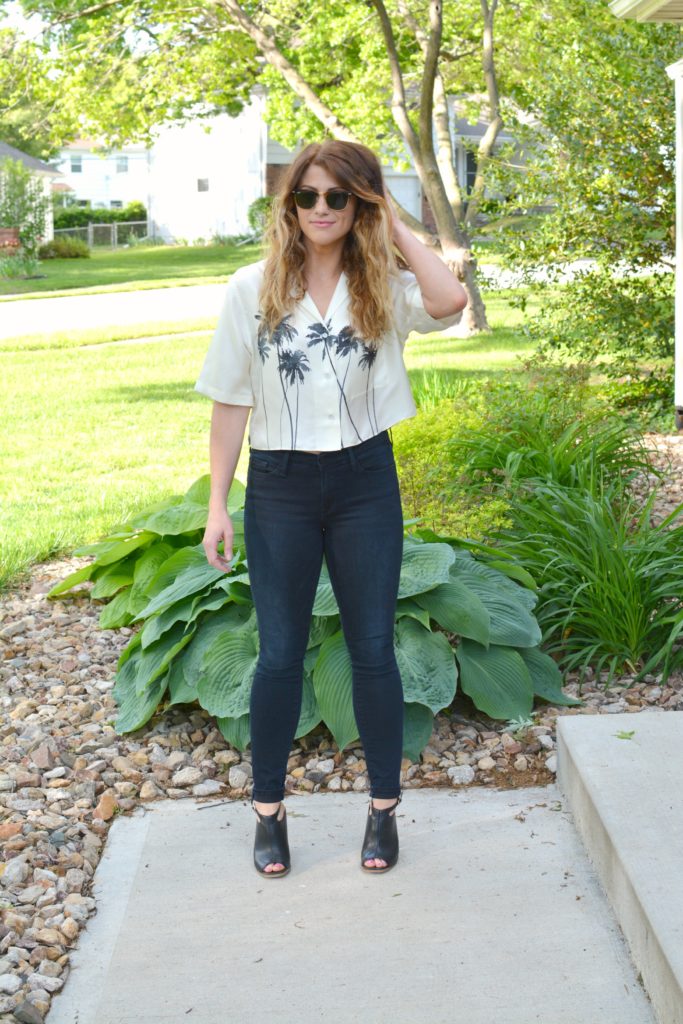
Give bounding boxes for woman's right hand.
[202,509,235,573]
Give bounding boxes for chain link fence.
[53,220,150,248]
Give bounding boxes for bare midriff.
[302,450,321,454]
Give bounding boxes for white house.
[52,89,520,244]
[0,140,61,243]
[51,139,151,211]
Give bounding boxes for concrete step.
[557,710,683,1024]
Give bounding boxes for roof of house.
[0,140,61,177]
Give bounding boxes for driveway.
[0,283,228,340]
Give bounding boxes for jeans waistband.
[249,428,392,474]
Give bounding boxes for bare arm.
[390,208,468,319]
[202,401,251,572]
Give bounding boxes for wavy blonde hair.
[259,140,405,344]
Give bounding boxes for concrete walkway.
[0,283,227,340]
[46,783,655,1024]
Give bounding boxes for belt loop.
[281,449,292,476]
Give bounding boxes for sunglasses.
[291,188,354,211]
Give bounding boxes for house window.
[116,156,128,174]
[466,149,477,195]
[76,200,89,207]
[110,200,123,209]
[197,178,209,192]
[71,156,83,173]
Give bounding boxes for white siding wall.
[148,96,266,243]
[52,148,150,209]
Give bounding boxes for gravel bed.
[1,433,683,1020]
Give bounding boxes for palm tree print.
[278,349,310,447]
[306,321,363,442]
[334,325,362,429]
[358,342,380,433]
[254,314,271,445]
[260,314,300,446]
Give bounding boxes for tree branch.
[397,0,463,220]
[463,0,504,228]
[418,0,441,159]
[369,0,419,160]
[213,0,358,143]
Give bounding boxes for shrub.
[0,157,49,258]
[0,253,41,279]
[493,480,683,685]
[53,200,147,229]
[47,474,580,753]
[392,398,511,540]
[38,236,91,259]
[247,196,273,235]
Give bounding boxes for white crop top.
[194,257,463,451]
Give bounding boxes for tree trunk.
[440,238,491,333]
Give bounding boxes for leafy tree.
[18,0,515,330]
[0,20,78,158]
[0,155,50,257]
[484,0,682,382]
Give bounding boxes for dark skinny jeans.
[243,429,405,803]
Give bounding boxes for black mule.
[360,791,403,873]
[252,800,291,878]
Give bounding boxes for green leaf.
[308,614,341,649]
[295,647,323,738]
[90,558,136,599]
[182,606,253,685]
[393,617,458,712]
[73,531,156,566]
[519,647,584,706]
[46,563,95,597]
[456,640,534,720]
[398,540,456,599]
[114,668,168,735]
[215,713,251,752]
[132,545,227,620]
[312,560,340,616]
[402,701,435,762]
[134,621,196,696]
[196,625,260,717]
[450,559,541,647]
[395,597,432,629]
[128,542,176,608]
[312,631,358,752]
[135,501,209,537]
[139,585,231,649]
[166,657,199,706]
[116,629,142,672]
[414,579,490,646]
[98,587,135,630]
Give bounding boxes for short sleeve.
[194,270,255,405]
[392,269,464,345]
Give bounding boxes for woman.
[195,139,467,878]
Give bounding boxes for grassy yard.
[0,241,263,298]
[0,286,539,595]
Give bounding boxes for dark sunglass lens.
[294,189,317,209]
[326,190,349,210]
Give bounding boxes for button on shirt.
[194,258,463,451]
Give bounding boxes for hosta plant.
[48,474,581,760]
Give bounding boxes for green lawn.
[0,241,263,297]
[0,286,539,595]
